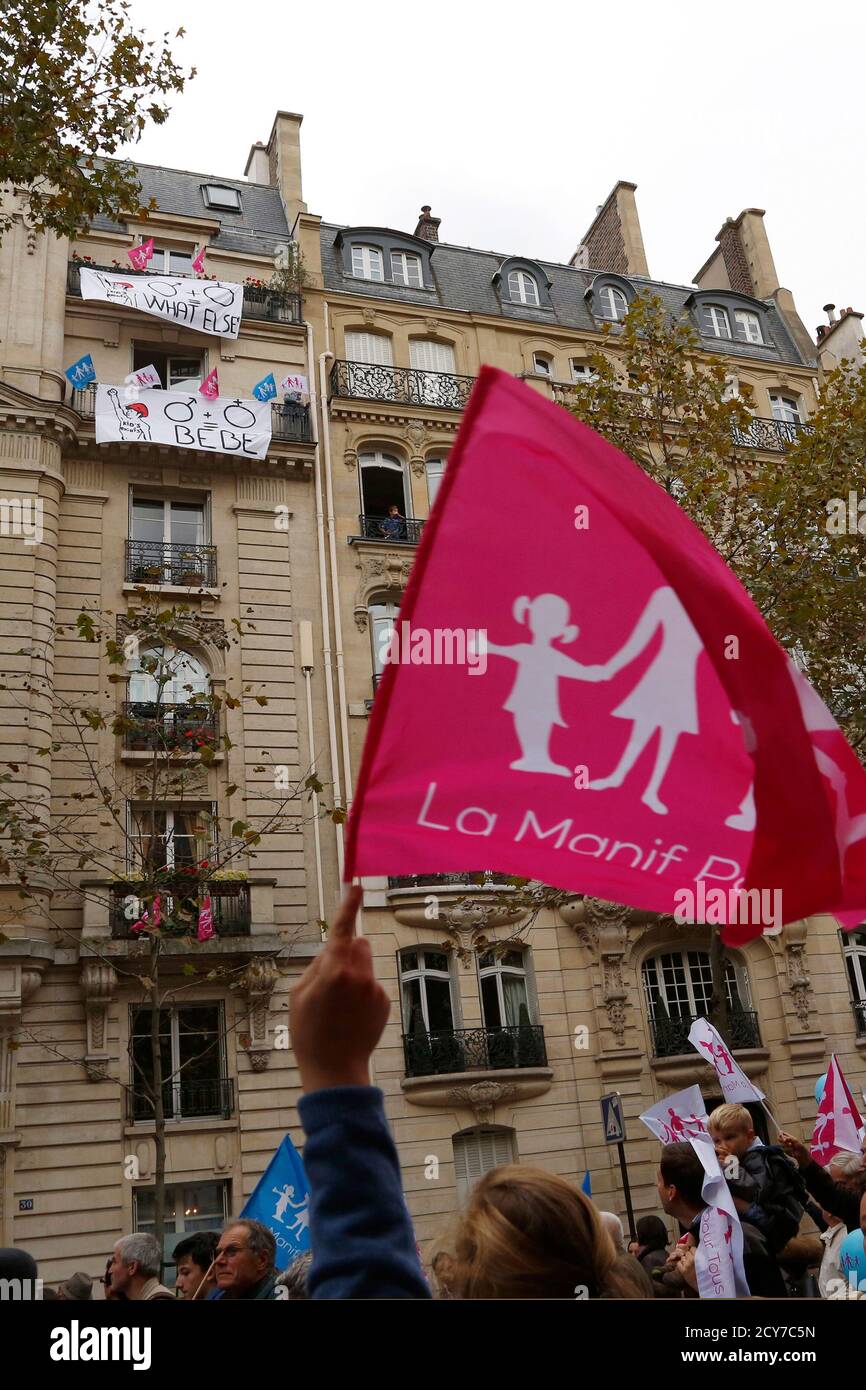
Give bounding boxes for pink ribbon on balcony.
[197,894,215,942]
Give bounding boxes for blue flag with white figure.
[65,353,97,388]
[252,372,277,402]
[240,1133,311,1270]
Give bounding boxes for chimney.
[570,181,649,277]
[244,142,271,185]
[263,111,307,225]
[696,210,779,299]
[824,303,838,324]
[414,205,440,243]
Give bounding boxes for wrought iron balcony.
[121,701,220,752]
[854,1000,866,1036]
[403,1024,547,1077]
[110,879,251,938]
[69,384,311,443]
[388,872,513,889]
[356,513,426,544]
[649,1007,762,1059]
[66,259,302,323]
[731,417,813,451]
[330,359,475,410]
[129,1075,235,1122]
[126,540,217,587]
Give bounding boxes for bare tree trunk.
[148,938,166,1264]
[708,929,731,1041]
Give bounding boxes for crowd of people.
[3,887,865,1301]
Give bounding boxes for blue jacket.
[297,1085,431,1300]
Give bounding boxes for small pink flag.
[130,892,161,933]
[192,245,206,274]
[199,368,219,400]
[197,895,215,942]
[127,238,155,271]
[810,1053,865,1166]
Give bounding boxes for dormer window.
[701,304,732,339]
[391,250,423,287]
[201,185,243,213]
[532,353,552,377]
[352,245,385,281]
[733,309,763,345]
[508,269,539,306]
[597,284,628,322]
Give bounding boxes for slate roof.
[89,160,290,257]
[320,222,814,368]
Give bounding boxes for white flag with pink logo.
[811,1053,865,1165]
[691,1137,750,1300]
[640,1085,709,1144]
[688,1016,764,1103]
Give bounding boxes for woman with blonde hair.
[449,1166,652,1300]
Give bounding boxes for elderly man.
[109,1234,173,1301]
[210,1219,277,1300]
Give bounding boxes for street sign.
[601,1091,625,1144]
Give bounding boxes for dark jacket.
[800,1159,862,1233]
[297,1085,431,1300]
[725,1145,806,1253]
[687,1214,788,1299]
[210,1273,278,1301]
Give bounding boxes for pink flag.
[127,238,154,271]
[345,369,866,943]
[130,892,161,933]
[810,1053,865,1165]
[640,1085,709,1144]
[192,244,206,274]
[688,1017,764,1103]
[197,895,215,942]
[199,368,219,400]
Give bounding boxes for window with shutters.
[409,339,455,374]
[453,1127,518,1204]
[391,250,423,287]
[351,245,384,281]
[345,331,394,366]
[700,304,732,339]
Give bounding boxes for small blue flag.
[64,353,96,388]
[581,1170,592,1197]
[240,1133,311,1270]
[252,372,277,402]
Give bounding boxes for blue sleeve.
[297,1085,431,1300]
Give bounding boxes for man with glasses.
[209,1219,278,1300]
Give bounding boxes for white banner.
[80,268,243,339]
[691,1136,750,1299]
[640,1085,709,1144]
[688,1016,765,1103]
[95,385,271,459]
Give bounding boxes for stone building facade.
[0,109,864,1281]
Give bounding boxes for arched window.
[733,309,763,345]
[478,948,531,1028]
[453,1126,518,1204]
[597,284,629,322]
[508,269,539,306]
[532,353,553,377]
[358,451,410,538]
[700,304,732,339]
[128,647,209,706]
[391,249,423,287]
[842,927,866,1035]
[769,393,803,425]
[399,947,455,1033]
[641,949,756,1056]
[350,245,384,281]
[369,599,400,688]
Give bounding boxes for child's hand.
[290,886,390,1093]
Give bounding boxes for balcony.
[120,701,220,753]
[854,1000,866,1036]
[388,872,513,889]
[126,540,217,588]
[129,1075,235,1123]
[355,513,426,544]
[66,259,302,324]
[731,417,814,451]
[403,1024,548,1078]
[70,385,312,444]
[649,1007,762,1059]
[330,359,475,410]
[110,879,252,938]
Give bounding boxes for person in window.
[377,504,407,541]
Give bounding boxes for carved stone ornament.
[353,552,414,630]
[448,1080,517,1124]
[80,961,118,1082]
[240,958,279,1068]
[780,920,814,1030]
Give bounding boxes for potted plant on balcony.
[134,562,163,583]
[178,551,204,586]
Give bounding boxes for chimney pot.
[823,302,838,324]
[414,205,441,243]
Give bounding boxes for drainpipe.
[299,620,325,927]
[304,316,345,884]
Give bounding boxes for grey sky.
[122,0,864,338]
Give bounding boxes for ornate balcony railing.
[330,359,475,410]
[66,259,302,323]
[126,539,217,587]
[356,513,426,544]
[388,872,513,889]
[649,1007,762,1059]
[403,1024,547,1077]
[129,1075,235,1122]
[110,879,251,938]
[731,417,813,451]
[121,701,220,752]
[853,1000,866,1036]
[70,384,311,443]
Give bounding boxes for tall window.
[132,347,203,391]
[129,497,210,585]
[769,393,803,425]
[351,245,384,281]
[478,948,530,1028]
[409,339,455,374]
[150,248,194,276]
[129,804,212,871]
[358,451,409,531]
[391,250,423,286]
[642,949,750,1021]
[453,1127,517,1204]
[597,285,628,321]
[135,1180,229,1282]
[130,1004,227,1122]
[400,949,455,1033]
[701,304,732,339]
[734,310,763,345]
[425,458,446,508]
[369,601,399,687]
[131,497,206,548]
[842,928,866,1034]
[507,270,539,306]
[128,647,210,707]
